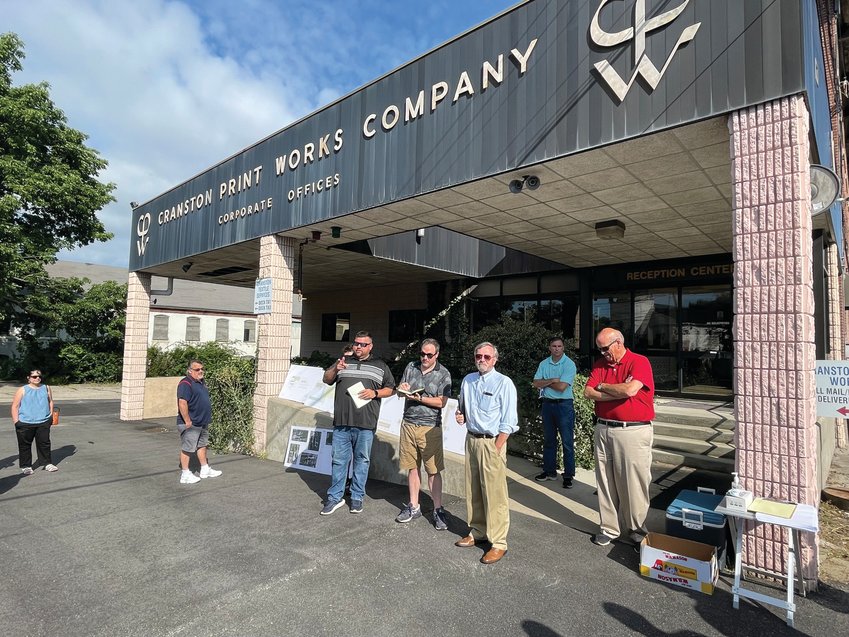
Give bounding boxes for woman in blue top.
[10,369,57,474]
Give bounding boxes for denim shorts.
[179,425,209,452]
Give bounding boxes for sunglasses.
[191,367,205,372]
[597,341,619,354]
[474,354,493,361]
[352,341,371,348]
[29,375,42,379]
[420,352,436,359]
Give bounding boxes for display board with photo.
[284,426,333,475]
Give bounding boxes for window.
[321,313,350,342]
[244,319,257,343]
[215,318,229,342]
[388,309,426,343]
[185,317,200,342]
[152,314,169,341]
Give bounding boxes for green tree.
[0,32,115,325]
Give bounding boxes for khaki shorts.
[399,420,444,474]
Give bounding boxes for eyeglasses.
[475,354,493,361]
[191,367,205,372]
[597,341,619,353]
[352,342,371,348]
[420,352,436,359]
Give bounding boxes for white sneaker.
[200,465,222,479]
[180,471,201,484]
[21,467,34,475]
[44,464,59,472]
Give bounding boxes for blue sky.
[5,0,520,267]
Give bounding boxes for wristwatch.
[597,383,604,392]
[373,389,379,399]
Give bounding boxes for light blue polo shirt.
[534,355,577,399]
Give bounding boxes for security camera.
[509,179,524,194]
[525,175,540,190]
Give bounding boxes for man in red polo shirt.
[584,327,655,547]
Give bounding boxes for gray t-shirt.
[400,361,452,426]
[330,356,395,430]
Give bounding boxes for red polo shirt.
[588,349,655,421]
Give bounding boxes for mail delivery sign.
[816,360,849,418]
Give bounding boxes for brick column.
[120,272,151,421]
[253,235,295,451]
[730,96,818,583]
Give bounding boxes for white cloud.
[4,0,517,267]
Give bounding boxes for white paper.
[347,381,370,409]
[377,394,404,436]
[279,365,325,402]
[441,398,466,456]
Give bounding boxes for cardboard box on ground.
[640,533,719,595]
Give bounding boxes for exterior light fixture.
[508,175,541,194]
[181,262,193,273]
[331,226,342,238]
[130,201,139,209]
[810,164,841,214]
[594,219,626,239]
[416,228,425,245]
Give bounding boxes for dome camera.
[509,179,524,194]
[525,175,541,190]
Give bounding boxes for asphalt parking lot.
[1,398,847,637]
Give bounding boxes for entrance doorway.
[591,284,732,397]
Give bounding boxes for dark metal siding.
[130,0,807,271]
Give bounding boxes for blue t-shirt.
[177,377,212,428]
[533,355,577,399]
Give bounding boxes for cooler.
[665,487,727,563]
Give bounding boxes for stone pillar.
[253,235,296,451]
[730,96,818,582]
[827,243,848,447]
[120,272,151,421]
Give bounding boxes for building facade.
[121,0,847,583]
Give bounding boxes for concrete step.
[652,421,735,445]
[652,448,735,473]
[653,434,735,458]
[653,406,735,430]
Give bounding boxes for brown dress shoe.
[481,547,507,564]
[454,534,485,548]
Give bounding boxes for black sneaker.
[349,499,363,514]
[562,476,573,489]
[320,499,345,516]
[534,471,557,482]
[592,533,612,546]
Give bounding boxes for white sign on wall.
[254,277,273,314]
[815,360,849,418]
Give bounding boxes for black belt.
[598,418,651,428]
[468,431,496,439]
[541,398,571,403]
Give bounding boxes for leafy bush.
[57,344,123,383]
[147,342,256,455]
[292,349,336,369]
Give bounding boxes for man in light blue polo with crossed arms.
[532,336,577,488]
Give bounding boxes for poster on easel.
[377,394,404,436]
[441,398,466,456]
[279,366,325,403]
[284,426,333,475]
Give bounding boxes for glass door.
[634,289,678,391]
[680,286,733,396]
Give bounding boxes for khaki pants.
[464,435,510,550]
[594,423,653,539]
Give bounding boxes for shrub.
[147,342,256,455]
[292,349,336,369]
